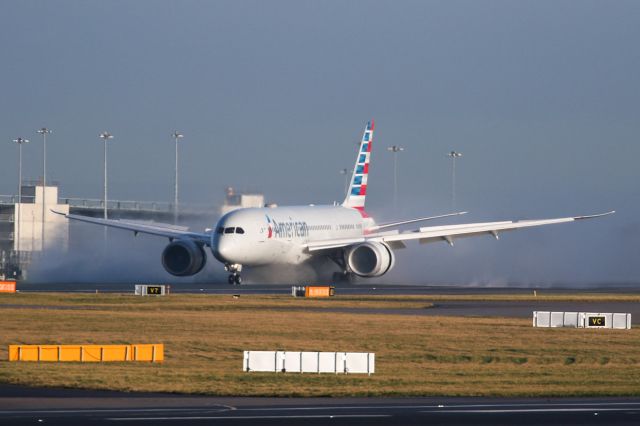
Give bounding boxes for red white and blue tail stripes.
[342,120,374,211]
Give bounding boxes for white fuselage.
[211,205,369,266]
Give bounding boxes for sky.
[1,0,639,284]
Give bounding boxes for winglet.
[574,211,615,220]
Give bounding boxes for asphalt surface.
[14,281,640,294]
[11,282,640,322]
[426,300,640,320]
[1,385,640,425]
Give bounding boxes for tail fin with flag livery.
[342,120,374,213]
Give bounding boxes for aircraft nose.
[212,238,235,263]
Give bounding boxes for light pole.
[37,127,52,251]
[99,132,114,220]
[339,168,349,196]
[447,151,462,210]
[172,131,183,224]
[12,138,29,257]
[387,145,405,209]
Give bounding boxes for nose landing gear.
[225,263,243,285]
[228,273,242,285]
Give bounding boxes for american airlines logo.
[266,215,309,239]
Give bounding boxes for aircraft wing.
[374,211,614,246]
[305,237,367,252]
[305,211,614,252]
[367,211,467,232]
[52,211,212,245]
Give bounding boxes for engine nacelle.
[345,241,395,277]
[161,240,207,277]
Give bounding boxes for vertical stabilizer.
[342,120,374,210]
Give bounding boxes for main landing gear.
[328,251,356,284]
[332,271,356,284]
[225,263,243,285]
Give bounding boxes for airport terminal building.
[0,183,262,280]
[0,183,178,280]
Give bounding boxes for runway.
[12,282,640,322]
[16,281,640,295]
[2,385,640,425]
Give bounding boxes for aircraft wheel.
[234,275,242,285]
[228,274,236,285]
[332,272,345,283]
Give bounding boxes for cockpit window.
[217,227,224,234]
[236,227,245,234]
[224,227,235,234]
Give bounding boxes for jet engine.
[161,240,207,276]
[345,241,395,277]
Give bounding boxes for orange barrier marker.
[305,286,335,298]
[0,281,16,293]
[8,344,164,362]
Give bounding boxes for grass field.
[1,293,639,397]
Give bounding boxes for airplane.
[56,120,614,285]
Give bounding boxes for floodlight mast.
[447,151,462,210]
[99,132,114,220]
[11,138,30,258]
[172,131,184,224]
[37,127,52,251]
[339,168,349,196]
[387,145,405,209]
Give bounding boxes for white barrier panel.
[533,311,631,329]
[613,313,632,329]
[243,351,375,375]
[563,312,579,328]
[246,351,277,371]
[550,311,564,327]
[345,352,374,374]
[283,351,301,373]
[534,311,551,327]
[291,286,306,297]
[301,351,319,372]
[134,284,168,296]
[318,352,336,373]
